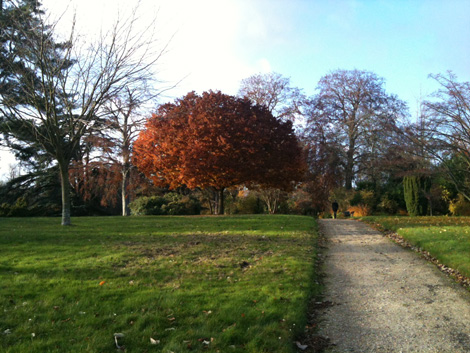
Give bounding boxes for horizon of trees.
[1,1,470,222]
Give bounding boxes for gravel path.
[316,219,470,353]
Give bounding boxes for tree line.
[1,1,469,224]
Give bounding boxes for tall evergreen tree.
[0,1,58,207]
[403,175,430,216]
[0,0,78,224]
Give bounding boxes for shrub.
[378,194,399,214]
[0,197,30,217]
[129,193,201,216]
[448,194,470,216]
[360,190,376,209]
[350,189,376,208]
[348,204,371,217]
[0,203,10,217]
[227,192,265,214]
[398,209,408,216]
[349,192,363,206]
[290,189,317,215]
[129,196,166,215]
[163,193,201,215]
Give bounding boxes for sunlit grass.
[363,216,470,278]
[0,215,319,353]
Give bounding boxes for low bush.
[129,193,201,216]
[348,204,371,217]
[162,193,202,215]
[0,197,32,217]
[378,194,399,214]
[128,196,166,215]
[449,194,470,216]
[224,192,265,215]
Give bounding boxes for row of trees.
[235,69,470,218]
[1,1,469,224]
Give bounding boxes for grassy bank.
[363,216,470,279]
[0,215,319,353]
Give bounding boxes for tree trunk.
[345,147,355,190]
[121,155,130,216]
[59,162,72,226]
[216,188,225,215]
[121,169,130,216]
[260,188,280,214]
[428,196,433,217]
[121,127,131,216]
[208,192,214,215]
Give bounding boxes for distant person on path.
[332,200,339,219]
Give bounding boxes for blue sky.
[1,0,469,178]
[222,0,470,117]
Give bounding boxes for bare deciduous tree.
[407,72,470,201]
[99,84,164,216]
[0,3,168,225]
[305,69,407,189]
[238,71,306,122]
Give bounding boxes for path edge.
[295,220,334,353]
[361,219,470,290]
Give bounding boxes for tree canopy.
[133,91,305,214]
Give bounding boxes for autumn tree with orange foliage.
[133,91,305,214]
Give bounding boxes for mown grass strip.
[363,216,470,279]
[0,215,319,353]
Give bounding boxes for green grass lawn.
[363,216,470,279]
[0,215,319,353]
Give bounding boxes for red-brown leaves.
[133,91,305,191]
